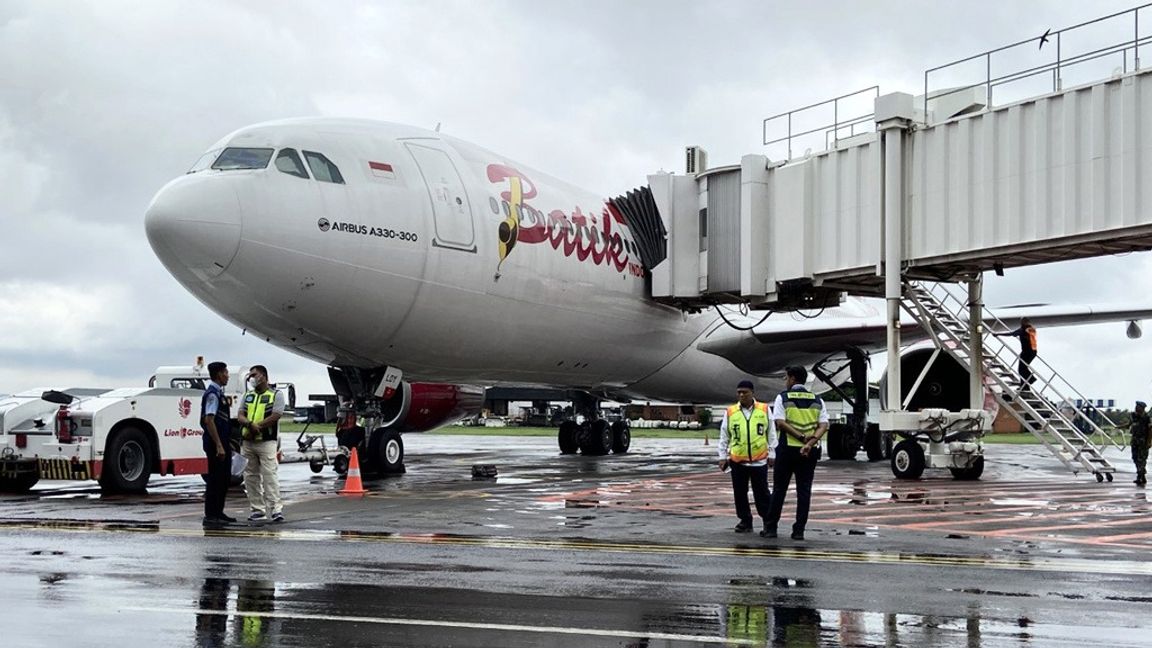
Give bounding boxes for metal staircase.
[902,281,1123,481]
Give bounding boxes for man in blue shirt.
[201,361,236,525]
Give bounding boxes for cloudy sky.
[2,0,1150,405]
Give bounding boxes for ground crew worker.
[201,361,236,526]
[718,380,775,534]
[763,366,828,541]
[1129,401,1150,486]
[237,365,286,523]
[995,318,1038,390]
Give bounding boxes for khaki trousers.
[242,439,281,515]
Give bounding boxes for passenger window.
[303,151,345,184]
[275,148,310,179]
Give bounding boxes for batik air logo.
[487,164,644,279]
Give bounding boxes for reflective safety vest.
[726,402,770,463]
[242,390,278,441]
[779,386,823,448]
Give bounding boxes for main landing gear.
[557,392,630,456]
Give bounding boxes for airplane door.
[405,143,476,252]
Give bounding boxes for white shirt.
[717,401,777,465]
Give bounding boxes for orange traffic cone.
[339,447,367,496]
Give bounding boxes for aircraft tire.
[891,439,926,480]
[0,473,39,493]
[949,455,984,480]
[864,423,890,462]
[826,423,857,460]
[610,421,631,454]
[581,420,612,456]
[558,421,580,454]
[369,429,405,474]
[99,427,152,493]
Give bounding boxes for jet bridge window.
[275,148,309,179]
[303,151,345,184]
[211,147,274,171]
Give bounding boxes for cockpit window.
[303,151,345,184]
[211,147,274,171]
[275,148,309,179]
[187,148,222,174]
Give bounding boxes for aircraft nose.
[145,175,242,281]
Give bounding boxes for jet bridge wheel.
[949,456,985,480]
[0,473,39,493]
[580,420,613,456]
[890,439,926,480]
[100,426,152,493]
[558,421,580,454]
[826,423,858,460]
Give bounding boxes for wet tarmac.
[2,436,1151,646]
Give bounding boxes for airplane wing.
[696,302,1152,376]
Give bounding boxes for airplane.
[144,117,1152,473]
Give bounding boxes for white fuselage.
[145,119,877,403]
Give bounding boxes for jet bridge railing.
[925,3,1152,123]
[761,86,878,160]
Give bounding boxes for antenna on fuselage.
[434,122,441,133]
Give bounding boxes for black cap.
[737,380,754,391]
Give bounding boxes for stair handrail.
[913,282,1125,450]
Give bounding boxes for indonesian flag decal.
[369,161,395,179]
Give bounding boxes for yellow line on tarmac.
[3,520,1151,576]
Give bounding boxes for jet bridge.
[633,5,1152,479]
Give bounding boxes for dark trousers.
[729,462,771,525]
[765,445,817,533]
[1019,350,1037,387]
[1132,436,1148,482]
[203,449,231,518]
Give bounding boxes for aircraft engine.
[1127,320,1143,340]
[879,347,972,412]
[376,381,484,432]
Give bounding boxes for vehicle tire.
[891,439,926,480]
[0,473,39,493]
[826,423,857,460]
[864,423,889,462]
[309,461,324,474]
[558,421,579,454]
[610,421,631,454]
[369,428,405,474]
[580,420,613,455]
[99,427,152,493]
[332,454,349,476]
[949,455,984,480]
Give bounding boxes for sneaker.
[218,514,237,523]
[734,521,753,533]
[791,530,805,541]
[760,528,777,538]
[271,512,285,523]
[202,516,223,526]
[247,511,266,522]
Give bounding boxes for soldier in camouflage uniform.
[1130,401,1149,486]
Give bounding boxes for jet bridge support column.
[877,93,914,413]
[968,276,984,410]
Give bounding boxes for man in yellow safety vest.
[718,379,776,534]
[237,365,286,523]
[763,366,828,541]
